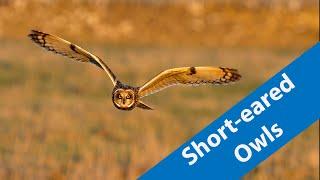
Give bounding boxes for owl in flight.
[28,30,241,111]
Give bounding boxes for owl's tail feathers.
[137,101,154,110]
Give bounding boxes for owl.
[28,30,241,111]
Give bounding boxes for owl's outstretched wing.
[138,67,241,98]
[28,30,117,86]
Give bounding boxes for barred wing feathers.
[28,30,116,85]
[138,67,241,97]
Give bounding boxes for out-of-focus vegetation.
[0,0,318,48]
[0,0,318,179]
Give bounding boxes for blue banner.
[140,43,320,179]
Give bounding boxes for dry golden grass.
[0,40,318,179]
[0,1,318,179]
[0,0,318,48]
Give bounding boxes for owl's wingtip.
[28,29,48,37]
[220,67,242,83]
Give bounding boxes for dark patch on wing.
[189,67,196,75]
[89,59,103,69]
[69,43,103,70]
[70,44,76,51]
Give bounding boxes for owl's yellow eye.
[118,94,122,99]
[126,95,131,99]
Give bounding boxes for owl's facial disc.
[113,89,135,109]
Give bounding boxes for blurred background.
[0,0,318,179]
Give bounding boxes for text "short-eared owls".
[28,30,241,111]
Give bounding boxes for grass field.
[0,0,318,179]
[0,40,318,179]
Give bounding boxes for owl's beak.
[122,99,126,104]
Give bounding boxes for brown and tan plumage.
[28,30,241,111]
[138,67,240,98]
[28,30,116,85]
